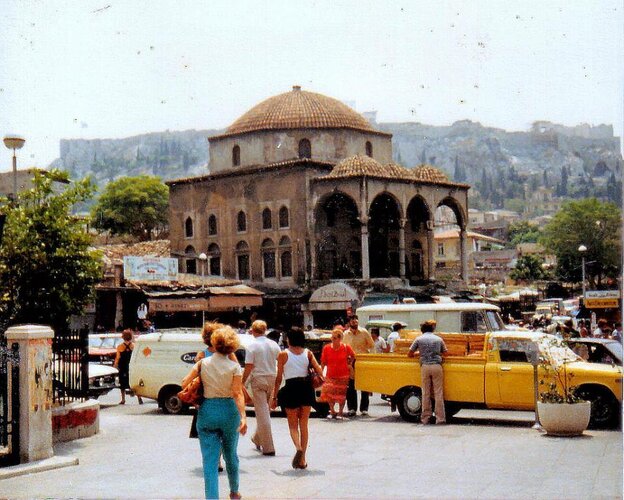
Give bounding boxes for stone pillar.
[399,218,407,279]
[427,227,435,281]
[5,324,54,463]
[360,217,370,280]
[460,227,469,282]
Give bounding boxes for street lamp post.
[578,244,587,298]
[3,135,26,201]
[198,252,208,325]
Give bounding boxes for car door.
[490,338,536,409]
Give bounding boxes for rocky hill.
[50,120,622,208]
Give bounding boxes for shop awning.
[145,285,263,312]
[308,283,358,311]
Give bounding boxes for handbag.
[178,362,204,406]
[306,351,324,389]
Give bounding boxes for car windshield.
[487,311,505,331]
[606,342,623,364]
[539,335,580,364]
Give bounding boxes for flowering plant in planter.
[538,336,583,404]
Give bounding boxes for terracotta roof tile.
[96,240,170,264]
[211,87,390,138]
[411,165,450,183]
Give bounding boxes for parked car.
[566,338,622,366]
[88,333,124,364]
[54,362,119,399]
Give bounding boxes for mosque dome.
[411,165,450,183]
[224,86,377,136]
[326,156,414,180]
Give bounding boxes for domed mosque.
[167,86,469,326]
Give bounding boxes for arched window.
[261,238,276,279]
[208,214,217,235]
[207,243,221,276]
[365,141,373,157]
[237,211,247,232]
[279,236,292,278]
[298,138,311,159]
[232,145,240,166]
[235,241,250,280]
[185,217,193,238]
[278,206,289,228]
[262,208,272,230]
[185,245,197,274]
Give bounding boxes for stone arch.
[185,216,194,238]
[368,193,401,278]
[184,245,197,274]
[314,192,361,279]
[298,138,311,159]
[207,243,221,276]
[279,236,292,278]
[261,238,276,279]
[406,195,432,282]
[235,240,250,280]
[437,196,466,229]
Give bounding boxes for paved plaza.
[1,394,622,499]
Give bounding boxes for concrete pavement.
[1,393,622,499]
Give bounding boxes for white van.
[129,330,253,414]
[356,302,506,334]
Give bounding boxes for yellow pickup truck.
[355,330,622,428]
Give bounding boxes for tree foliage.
[507,221,541,248]
[0,170,101,334]
[91,175,169,241]
[509,255,551,281]
[540,198,621,286]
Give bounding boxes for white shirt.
[387,331,400,352]
[199,353,243,398]
[137,304,148,320]
[373,337,388,353]
[283,349,310,380]
[245,335,280,377]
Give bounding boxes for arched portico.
[368,193,401,278]
[436,196,469,281]
[406,195,432,282]
[314,192,361,279]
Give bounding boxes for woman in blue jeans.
[183,326,247,499]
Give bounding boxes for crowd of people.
[520,316,622,342]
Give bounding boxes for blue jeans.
[197,398,241,499]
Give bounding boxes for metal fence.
[0,336,20,467]
[52,328,89,406]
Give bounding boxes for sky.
[1,0,623,172]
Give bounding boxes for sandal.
[229,493,242,499]
[292,450,303,469]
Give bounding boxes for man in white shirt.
[386,322,402,353]
[242,320,281,455]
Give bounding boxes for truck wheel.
[396,387,422,423]
[160,386,185,415]
[577,387,620,429]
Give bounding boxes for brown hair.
[121,329,133,342]
[211,326,240,355]
[420,320,437,333]
[202,321,224,347]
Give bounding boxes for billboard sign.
[123,256,178,281]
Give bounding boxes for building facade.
[167,87,470,322]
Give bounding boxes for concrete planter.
[537,401,591,436]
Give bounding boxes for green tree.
[0,170,101,334]
[507,221,541,248]
[91,175,169,241]
[510,255,550,281]
[540,198,621,286]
